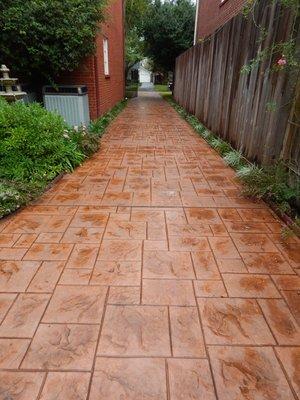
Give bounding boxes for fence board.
[174,0,300,182]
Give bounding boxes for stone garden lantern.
[0,64,26,102]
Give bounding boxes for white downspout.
[193,0,200,45]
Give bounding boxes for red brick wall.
[60,0,125,120]
[196,0,245,39]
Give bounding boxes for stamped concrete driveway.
[0,91,299,399]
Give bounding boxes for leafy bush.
[143,0,195,71]
[0,0,106,81]
[69,126,100,157]
[202,130,214,143]
[0,98,127,218]
[210,138,231,155]
[186,115,199,125]
[236,163,298,213]
[0,180,42,218]
[194,123,206,134]
[0,99,84,182]
[223,151,245,168]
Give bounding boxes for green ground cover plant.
[162,94,299,220]
[0,98,126,218]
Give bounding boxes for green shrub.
[0,180,42,218]
[223,150,245,169]
[0,98,127,218]
[194,123,206,134]
[202,130,214,143]
[69,126,100,157]
[186,115,199,125]
[0,99,85,182]
[237,163,299,213]
[0,0,106,81]
[210,138,232,156]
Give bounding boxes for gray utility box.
[43,85,90,127]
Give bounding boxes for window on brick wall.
[103,37,109,76]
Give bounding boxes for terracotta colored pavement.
[0,91,299,400]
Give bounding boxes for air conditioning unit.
[43,85,90,127]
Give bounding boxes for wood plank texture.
[174,0,300,183]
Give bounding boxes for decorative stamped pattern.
[21,323,99,370]
[0,93,298,399]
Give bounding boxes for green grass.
[154,84,171,94]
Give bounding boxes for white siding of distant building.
[139,66,151,83]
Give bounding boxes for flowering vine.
[241,0,299,74]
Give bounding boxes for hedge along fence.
[174,0,300,186]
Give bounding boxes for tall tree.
[125,30,145,77]
[143,0,195,72]
[125,0,150,31]
[0,0,106,82]
[125,0,150,77]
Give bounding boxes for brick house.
[61,0,125,120]
[194,0,245,41]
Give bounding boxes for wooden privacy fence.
[174,0,300,180]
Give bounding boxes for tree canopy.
[0,0,106,81]
[125,0,150,75]
[143,0,195,72]
[125,0,150,31]
[125,30,145,75]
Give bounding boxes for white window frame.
[103,37,109,76]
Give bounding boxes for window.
[103,38,109,76]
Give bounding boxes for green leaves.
[0,0,106,81]
[236,163,298,214]
[126,0,151,31]
[125,0,195,74]
[0,98,127,218]
[0,180,42,218]
[223,151,245,168]
[0,100,83,182]
[143,0,195,72]
[125,0,150,73]
[125,29,145,71]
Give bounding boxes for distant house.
[139,60,152,83]
[194,0,245,41]
[127,59,152,84]
[60,0,125,120]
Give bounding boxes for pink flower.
[277,57,287,66]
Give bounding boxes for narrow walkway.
[139,82,154,91]
[0,92,299,400]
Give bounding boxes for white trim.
[193,0,200,45]
[103,37,109,76]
